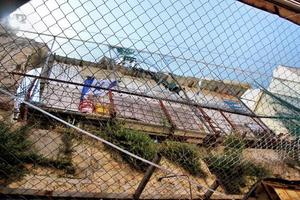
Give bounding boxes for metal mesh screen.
[0,0,299,199]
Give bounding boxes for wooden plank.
[40,106,206,139]
[283,189,300,200]
[0,186,246,199]
[220,111,236,130]
[262,181,276,200]
[108,90,116,118]
[122,119,171,135]
[275,188,293,200]
[174,129,206,139]
[159,99,176,133]
[204,180,220,200]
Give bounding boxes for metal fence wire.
[0,0,300,199]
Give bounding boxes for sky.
[6,0,300,87]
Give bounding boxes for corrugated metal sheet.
[41,84,81,111]
[118,73,252,114]
[223,113,264,135]
[48,62,84,84]
[118,75,181,100]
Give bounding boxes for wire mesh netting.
[0,0,300,199]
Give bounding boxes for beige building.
[242,65,300,135]
[29,54,267,142]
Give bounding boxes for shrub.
[23,153,75,174]
[61,129,75,155]
[223,135,245,153]
[0,122,75,183]
[205,135,268,194]
[58,129,75,174]
[205,154,242,193]
[205,154,268,194]
[100,123,157,171]
[0,122,31,181]
[243,162,269,178]
[160,141,205,177]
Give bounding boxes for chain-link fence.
[0,0,299,199]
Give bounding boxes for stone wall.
[8,128,216,198]
[2,124,299,199]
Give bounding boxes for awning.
[238,0,300,26]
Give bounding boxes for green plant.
[223,135,245,153]
[61,129,75,155]
[0,122,32,182]
[99,123,157,171]
[22,153,75,174]
[0,122,76,183]
[160,141,205,177]
[205,154,242,193]
[243,162,269,178]
[205,135,268,194]
[58,129,75,174]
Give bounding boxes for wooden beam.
[108,90,116,118]
[251,116,271,134]
[133,154,162,200]
[0,187,132,199]
[197,107,221,135]
[159,100,176,134]
[204,180,220,200]
[220,111,236,131]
